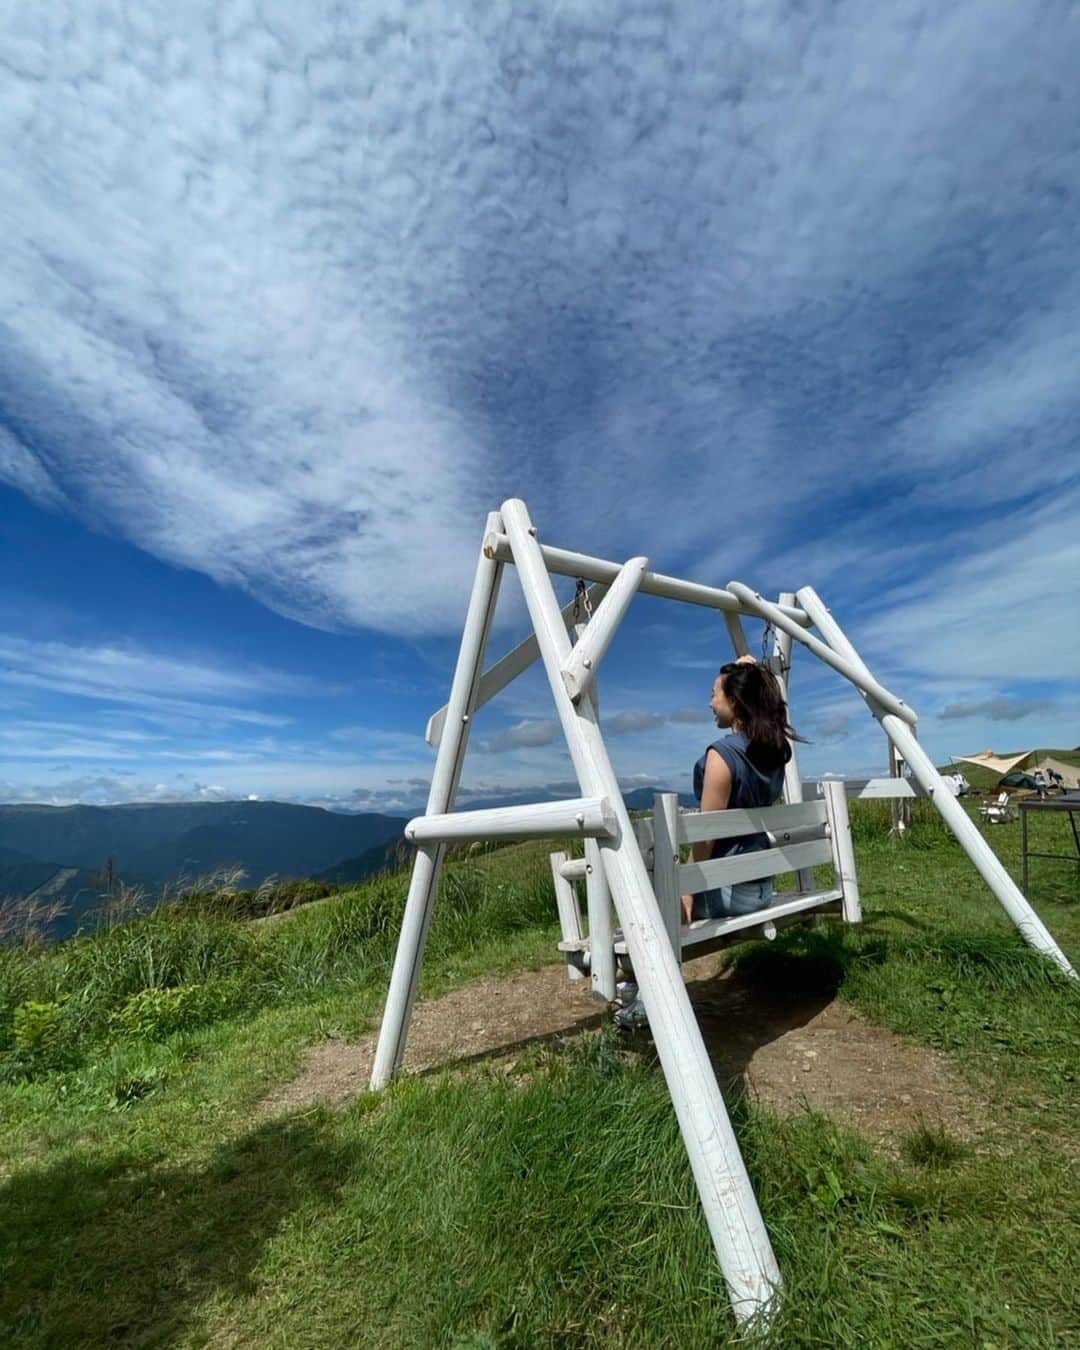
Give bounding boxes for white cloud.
[0,771,234,807]
[2,2,1078,642]
[3,2,1080,803]
[892,300,1080,499]
[0,634,322,725]
[478,719,561,753]
[940,697,1055,723]
[605,709,666,737]
[669,706,712,725]
[858,489,1080,679]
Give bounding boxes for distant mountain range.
[0,787,691,941]
[0,801,408,940]
[0,801,409,883]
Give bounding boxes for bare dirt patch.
[260,956,981,1144]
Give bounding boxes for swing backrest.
[635,798,833,886]
[634,784,860,955]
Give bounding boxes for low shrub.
[54,908,259,1025]
[110,977,252,1042]
[6,996,80,1076]
[0,946,34,1052]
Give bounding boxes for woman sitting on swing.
[682,652,800,923]
[616,653,799,1029]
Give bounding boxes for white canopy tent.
[954,750,1080,789]
[954,750,1036,778]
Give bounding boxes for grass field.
[1,801,1078,1347]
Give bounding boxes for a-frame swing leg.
[369,513,504,1090]
[774,591,815,893]
[728,580,1075,979]
[501,499,780,1324]
[793,585,1069,977]
[792,586,1076,980]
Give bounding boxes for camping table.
[1019,791,1080,891]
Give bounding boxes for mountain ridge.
[0,800,408,887]
[0,788,696,938]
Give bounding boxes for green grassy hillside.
[1,803,1077,1347]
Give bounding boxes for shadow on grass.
[611,924,875,1091]
[408,926,890,1104]
[859,908,934,932]
[0,1115,349,1347]
[408,1006,607,1082]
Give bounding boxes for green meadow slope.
[1,802,1077,1347]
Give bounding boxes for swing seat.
[553,786,860,977]
[643,886,845,957]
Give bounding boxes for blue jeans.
[692,878,774,921]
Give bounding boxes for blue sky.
[1,1,1078,815]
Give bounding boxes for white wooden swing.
[370,499,1076,1328]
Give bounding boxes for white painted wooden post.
[888,743,911,836]
[426,582,608,749]
[652,792,683,958]
[370,513,504,1090]
[822,779,861,923]
[794,586,1075,981]
[483,527,811,626]
[559,856,588,882]
[562,556,648,705]
[404,796,617,844]
[723,611,751,657]
[585,836,616,1002]
[551,851,586,981]
[502,498,781,1323]
[570,615,617,1004]
[774,591,815,893]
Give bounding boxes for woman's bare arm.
[682,749,732,922]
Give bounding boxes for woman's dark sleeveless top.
[693,731,786,858]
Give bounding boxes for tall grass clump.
[0,901,264,1079]
[0,850,559,1080]
[56,906,256,1015]
[426,864,556,959]
[848,798,893,846]
[174,871,345,921]
[847,797,957,849]
[269,860,558,997]
[267,871,409,995]
[0,945,34,1051]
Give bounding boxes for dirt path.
[261,954,982,1145]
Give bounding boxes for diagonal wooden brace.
[561,556,648,704]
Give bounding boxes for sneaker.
[614,997,649,1030]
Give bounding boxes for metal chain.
[573,578,593,623]
[761,618,789,676]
